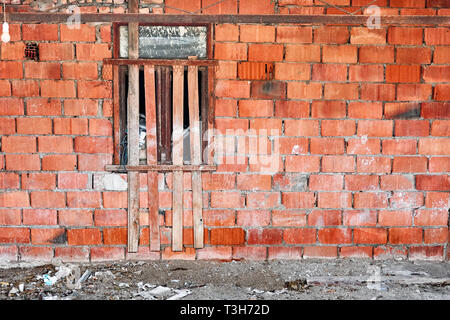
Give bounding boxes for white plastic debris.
[118,282,130,288]
[18,283,24,292]
[9,287,19,295]
[148,286,172,296]
[167,289,191,300]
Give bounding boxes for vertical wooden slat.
[207,65,215,165]
[172,65,184,252]
[156,67,163,164]
[163,67,172,164]
[113,65,120,165]
[144,65,160,252]
[127,0,139,253]
[200,67,208,162]
[188,61,204,249]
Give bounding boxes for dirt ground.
[0,259,449,300]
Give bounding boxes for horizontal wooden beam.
[8,13,450,25]
[105,164,217,172]
[104,59,218,66]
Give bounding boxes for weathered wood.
[207,65,215,165]
[105,164,217,172]
[188,61,204,249]
[10,13,450,26]
[113,65,120,165]
[104,59,218,66]
[172,65,184,252]
[144,65,160,252]
[126,0,139,253]
[162,67,172,164]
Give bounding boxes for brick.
[54,247,89,262]
[216,61,237,79]
[311,64,347,82]
[414,209,448,226]
[287,82,322,99]
[19,247,53,261]
[272,210,307,227]
[210,228,245,245]
[31,228,66,245]
[425,192,449,208]
[283,228,316,244]
[323,120,356,137]
[303,246,337,259]
[11,80,39,97]
[389,227,422,244]
[197,247,232,261]
[215,80,250,98]
[237,210,271,226]
[0,246,18,261]
[27,99,61,116]
[419,138,450,155]
[272,173,308,191]
[78,81,112,99]
[391,0,425,7]
[285,155,320,172]
[395,120,429,136]
[282,192,315,208]
[354,228,387,244]
[247,192,280,208]
[1,42,25,60]
[382,140,417,155]
[232,247,267,260]
[314,26,349,43]
[386,65,421,83]
[416,175,450,191]
[424,28,450,45]
[238,100,273,118]
[67,228,102,245]
[357,156,391,173]
[239,0,274,13]
[310,138,344,155]
[63,62,98,80]
[429,157,450,173]
[23,24,58,41]
[396,47,431,64]
[0,80,11,97]
[390,191,424,209]
[275,63,310,81]
[215,24,239,41]
[248,44,284,62]
[322,155,355,172]
[284,119,319,136]
[285,44,321,62]
[345,175,379,191]
[0,191,30,208]
[350,27,386,44]
[277,26,312,43]
[397,84,432,101]
[275,101,309,118]
[59,210,93,226]
[349,65,384,82]
[236,174,272,191]
[348,102,383,119]
[215,99,237,117]
[0,173,20,189]
[318,228,351,244]
[41,80,76,98]
[373,246,407,260]
[433,47,450,64]
[211,192,244,208]
[340,246,373,258]
[60,24,96,42]
[247,228,283,245]
[94,209,127,227]
[240,25,275,42]
[324,83,358,100]
[17,118,51,135]
[343,210,377,226]
[22,173,56,190]
[2,136,36,153]
[251,81,286,99]
[379,210,412,226]
[309,175,343,191]
[0,227,29,244]
[38,136,73,154]
[354,192,389,208]
[214,43,247,60]
[434,84,450,101]
[164,0,201,13]
[203,210,235,227]
[103,228,127,245]
[161,247,195,260]
[347,138,380,155]
[42,155,77,171]
[322,45,357,63]
[423,66,450,83]
[357,120,393,137]
[249,118,282,134]
[380,175,414,190]
[30,191,65,208]
[39,43,74,61]
[424,228,448,244]
[76,43,112,61]
[77,154,113,171]
[74,137,113,154]
[0,61,23,79]
[392,157,426,173]
[308,210,341,226]
[67,192,101,208]
[91,247,125,261]
[421,102,450,119]
[359,46,395,63]
[5,154,40,171]
[318,192,352,208]
[102,191,127,209]
[64,99,98,116]
[409,246,444,261]
[388,27,423,45]
[58,172,89,190]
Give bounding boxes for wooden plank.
[126,0,139,253]
[105,164,217,172]
[207,65,215,165]
[104,59,219,66]
[144,65,160,252]
[172,65,184,252]
[200,67,208,162]
[113,65,120,165]
[11,13,450,26]
[188,60,204,249]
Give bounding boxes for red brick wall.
[0,1,449,262]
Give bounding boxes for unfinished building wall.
[0,0,449,262]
